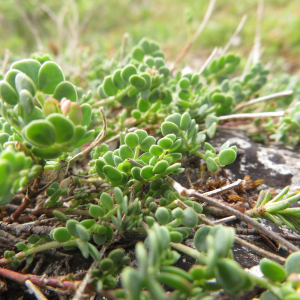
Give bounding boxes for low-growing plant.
[0,35,300,300]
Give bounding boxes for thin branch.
[65,107,106,175]
[175,199,286,263]
[25,280,48,300]
[221,15,248,55]
[252,0,264,64]
[120,33,129,61]
[171,0,217,72]
[234,90,294,112]
[211,215,237,224]
[217,111,285,121]
[1,49,11,74]
[198,47,219,76]
[167,177,300,253]
[202,179,245,197]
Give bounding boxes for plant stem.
[195,151,205,159]
[218,111,285,121]
[92,86,132,108]
[167,177,300,253]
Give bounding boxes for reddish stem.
[6,197,31,224]
[0,266,115,298]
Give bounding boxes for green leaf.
[161,122,180,136]
[135,129,148,143]
[153,160,169,174]
[46,113,75,143]
[93,233,107,245]
[121,267,143,300]
[178,78,190,89]
[129,75,146,89]
[100,192,114,210]
[149,145,163,156]
[76,240,89,258]
[103,165,122,182]
[4,69,20,91]
[0,81,19,105]
[114,187,123,205]
[155,207,170,225]
[119,145,134,160]
[27,234,40,244]
[80,103,92,126]
[215,259,247,295]
[218,149,237,166]
[31,146,62,159]
[38,61,64,94]
[158,137,173,150]
[205,115,218,128]
[165,163,181,173]
[121,65,137,83]
[204,142,216,154]
[53,81,77,102]
[140,136,156,152]
[125,133,139,148]
[260,258,286,282]
[137,98,150,112]
[131,46,144,61]
[131,167,143,181]
[76,224,90,241]
[11,59,41,87]
[139,73,152,91]
[180,112,191,131]
[87,243,101,262]
[286,252,300,275]
[182,207,198,228]
[53,228,72,242]
[89,204,105,218]
[103,75,118,96]
[212,93,225,103]
[206,157,218,173]
[19,89,34,114]
[140,166,154,179]
[15,73,36,96]
[156,272,192,294]
[220,141,230,152]
[112,69,127,89]
[0,159,12,185]
[207,122,217,139]
[120,94,138,107]
[23,120,56,148]
[75,130,95,148]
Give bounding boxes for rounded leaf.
[31,146,62,159]
[53,227,72,242]
[11,59,41,87]
[103,165,122,182]
[47,113,75,143]
[76,224,90,241]
[19,89,34,114]
[140,166,154,179]
[135,129,148,143]
[0,81,19,105]
[125,133,139,148]
[140,136,156,152]
[149,145,163,156]
[129,75,146,89]
[153,160,169,174]
[66,219,80,238]
[119,145,134,160]
[178,78,190,89]
[121,65,137,83]
[218,149,237,166]
[100,192,114,210]
[15,73,36,96]
[206,157,218,173]
[285,252,300,275]
[155,207,170,225]
[112,69,127,90]
[89,204,105,218]
[182,207,198,228]
[137,98,150,112]
[161,122,180,136]
[103,76,118,96]
[180,112,191,131]
[38,61,64,94]
[260,258,286,282]
[53,81,77,102]
[24,120,56,148]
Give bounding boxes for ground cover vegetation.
[0,0,300,299]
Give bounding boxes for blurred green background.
[0,0,299,71]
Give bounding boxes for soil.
[1,129,300,300]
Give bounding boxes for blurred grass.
[0,0,299,71]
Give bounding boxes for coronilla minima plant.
[0,35,299,300]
